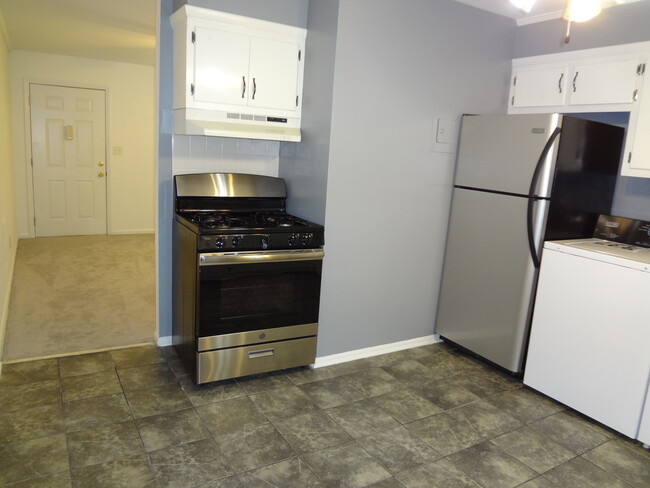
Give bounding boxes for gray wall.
[514,2,650,222]
[279,0,339,224]
[313,0,516,357]
[157,0,175,340]
[172,0,308,27]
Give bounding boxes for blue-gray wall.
[300,0,516,357]
[514,2,650,222]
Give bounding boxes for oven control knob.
[288,233,299,247]
[231,236,240,248]
[261,235,271,249]
[301,233,313,245]
[215,237,225,249]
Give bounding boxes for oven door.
[197,249,323,351]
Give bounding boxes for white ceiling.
[0,0,646,66]
[0,0,156,66]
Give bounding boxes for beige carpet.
[3,234,156,361]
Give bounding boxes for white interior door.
[30,84,107,236]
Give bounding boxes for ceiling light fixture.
[509,0,605,44]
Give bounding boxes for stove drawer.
[196,336,317,383]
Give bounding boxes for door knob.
[98,161,104,167]
[98,171,105,177]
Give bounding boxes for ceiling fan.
[510,0,623,43]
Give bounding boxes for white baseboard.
[314,334,441,368]
[157,336,173,347]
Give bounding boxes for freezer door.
[454,114,561,197]
[436,188,547,373]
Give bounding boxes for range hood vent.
[174,108,301,142]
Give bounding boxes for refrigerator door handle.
[527,126,561,268]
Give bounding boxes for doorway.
[30,83,107,237]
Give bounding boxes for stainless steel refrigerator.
[435,113,624,375]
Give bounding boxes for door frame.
[22,78,112,238]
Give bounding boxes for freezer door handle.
[527,126,561,268]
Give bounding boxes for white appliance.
[524,227,650,440]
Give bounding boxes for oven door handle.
[199,249,324,266]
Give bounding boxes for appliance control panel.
[199,232,321,251]
[593,215,650,248]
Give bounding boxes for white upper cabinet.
[511,66,568,108]
[171,6,306,141]
[508,42,650,178]
[569,59,640,106]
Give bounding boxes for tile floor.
[0,342,649,487]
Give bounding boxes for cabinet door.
[193,26,250,107]
[511,66,568,108]
[622,67,650,176]
[248,37,300,112]
[569,59,639,105]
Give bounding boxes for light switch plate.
[430,114,459,153]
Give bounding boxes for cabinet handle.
[572,72,578,92]
[558,73,563,93]
[252,78,256,100]
[242,76,246,98]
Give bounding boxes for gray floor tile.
[0,359,59,385]
[298,375,367,409]
[60,369,122,402]
[416,350,483,377]
[249,383,317,421]
[447,399,522,438]
[135,407,210,452]
[358,425,442,474]
[381,359,443,385]
[582,439,650,488]
[302,442,392,488]
[490,426,575,473]
[325,399,400,439]
[237,457,325,488]
[195,396,268,436]
[484,387,564,424]
[0,402,64,444]
[0,379,61,412]
[448,441,538,488]
[396,458,482,488]
[0,433,69,485]
[544,456,632,488]
[110,344,165,369]
[215,423,295,473]
[371,388,442,424]
[516,477,560,488]
[116,362,177,391]
[63,393,132,433]
[6,470,72,488]
[406,412,484,456]
[70,453,155,488]
[446,371,515,398]
[340,367,402,398]
[148,438,233,488]
[125,383,192,418]
[410,377,481,410]
[365,477,407,488]
[284,365,339,385]
[274,409,352,453]
[58,352,114,378]
[66,420,144,469]
[179,376,245,407]
[529,411,610,455]
[235,371,292,394]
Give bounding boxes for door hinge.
[33,216,36,227]
[628,152,632,163]
[30,157,34,167]
[637,63,646,75]
[633,89,639,101]
[513,75,517,86]
[511,95,515,106]
[191,31,196,43]
[298,49,302,61]
[190,83,195,96]
[296,95,299,107]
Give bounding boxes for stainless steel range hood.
[173,108,301,142]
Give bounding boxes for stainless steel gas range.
[172,172,324,384]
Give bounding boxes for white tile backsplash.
[172,135,280,177]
